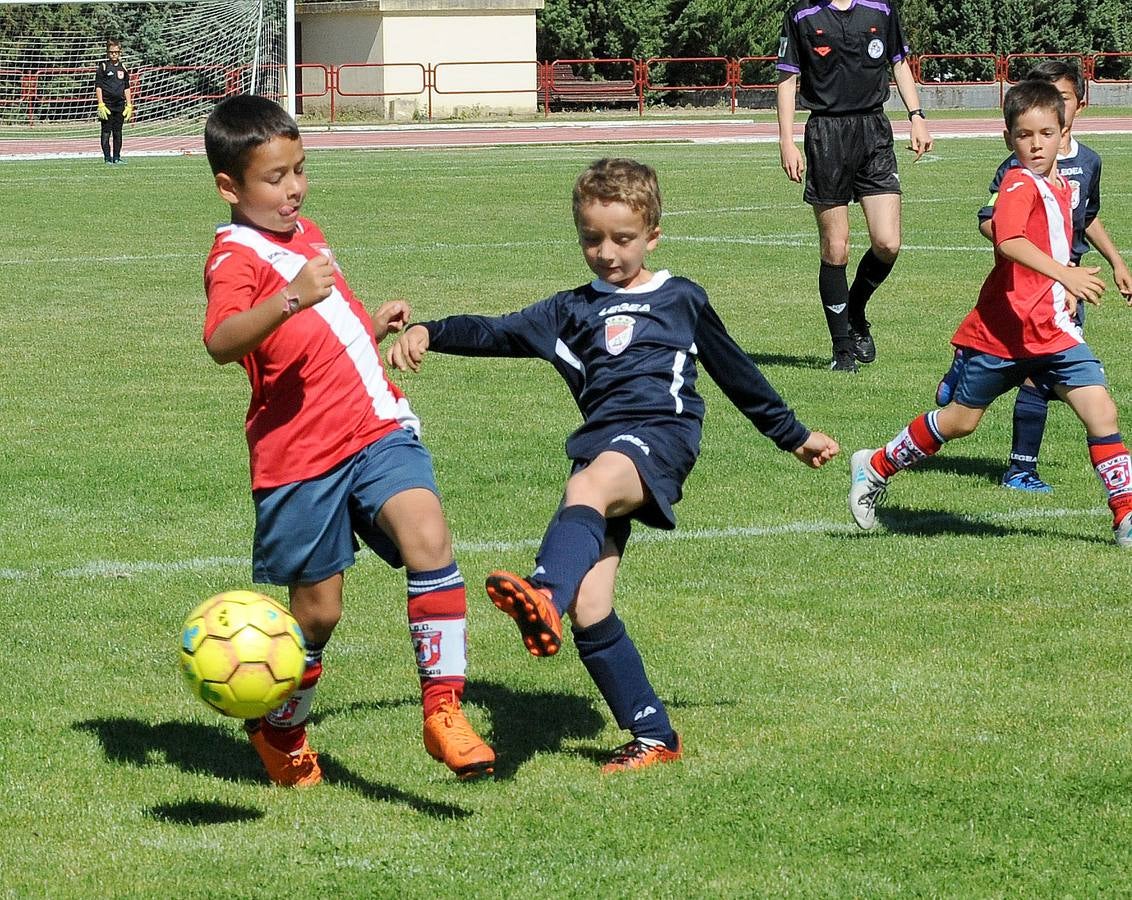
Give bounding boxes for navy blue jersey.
[977,139,1102,264]
[419,271,809,463]
[776,0,909,115]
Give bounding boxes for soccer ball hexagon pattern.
[180,590,306,718]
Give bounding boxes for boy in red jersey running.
[849,80,1132,547]
[202,94,494,786]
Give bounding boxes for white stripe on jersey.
[1020,169,1081,343]
[670,350,687,414]
[555,339,583,371]
[313,296,421,436]
[219,224,422,436]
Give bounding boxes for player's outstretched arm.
[998,237,1106,306]
[372,300,411,343]
[386,324,431,372]
[1084,218,1132,302]
[792,431,840,468]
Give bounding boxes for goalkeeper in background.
[94,38,132,164]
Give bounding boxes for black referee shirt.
[776,0,909,115]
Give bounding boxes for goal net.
[0,0,287,158]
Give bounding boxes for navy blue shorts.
[803,110,900,206]
[952,343,1108,409]
[567,419,701,531]
[251,428,439,585]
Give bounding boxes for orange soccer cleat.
[423,695,495,780]
[246,720,322,787]
[600,734,683,774]
[485,570,563,657]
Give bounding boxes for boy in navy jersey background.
[389,158,839,772]
[939,60,1132,493]
[203,94,494,786]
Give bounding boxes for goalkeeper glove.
[97,101,110,120]
[123,103,134,122]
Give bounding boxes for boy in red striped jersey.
[202,94,494,785]
[849,80,1132,547]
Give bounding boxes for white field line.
[0,505,1107,581]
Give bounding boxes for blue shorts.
[252,428,439,585]
[952,343,1108,409]
[567,418,701,531]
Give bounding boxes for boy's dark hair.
[1024,59,1086,102]
[106,38,121,49]
[204,94,300,181]
[573,158,661,231]
[1003,79,1065,132]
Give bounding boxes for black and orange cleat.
[600,734,683,774]
[485,570,563,657]
[423,695,496,780]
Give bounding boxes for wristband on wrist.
[908,108,925,120]
[281,288,300,319]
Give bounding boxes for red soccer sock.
[872,411,945,479]
[408,564,468,719]
[1088,435,1132,524]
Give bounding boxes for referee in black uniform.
[776,0,932,372]
[94,38,133,164]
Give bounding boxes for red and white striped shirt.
[952,167,1081,359]
[204,218,418,489]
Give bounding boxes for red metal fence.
[4,52,1131,125]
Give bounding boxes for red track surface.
[2,116,1130,158]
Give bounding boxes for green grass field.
[4,135,1132,897]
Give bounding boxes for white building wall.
[296,0,543,120]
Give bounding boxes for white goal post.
[0,0,295,158]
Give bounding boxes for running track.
[2,116,1131,158]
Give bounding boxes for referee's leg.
[814,203,855,370]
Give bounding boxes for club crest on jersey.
[1069,179,1081,209]
[413,629,443,669]
[867,39,884,59]
[604,314,635,356]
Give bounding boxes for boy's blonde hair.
[572,158,661,231]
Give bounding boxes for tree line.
[537,0,1132,64]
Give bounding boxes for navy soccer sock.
[1008,384,1050,473]
[530,504,606,615]
[573,611,675,746]
[818,261,852,353]
[847,248,895,327]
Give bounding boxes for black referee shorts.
[803,110,900,206]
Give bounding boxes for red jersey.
[204,218,418,490]
[952,166,1081,359]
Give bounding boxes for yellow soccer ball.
[180,590,306,719]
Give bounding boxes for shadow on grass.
[147,799,263,826]
[462,681,606,780]
[865,505,1107,543]
[918,454,1007,484]
[73,718,470,819]
[746,351,830,371]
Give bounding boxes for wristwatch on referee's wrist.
[281,287,301,318]
[908,108,926,121]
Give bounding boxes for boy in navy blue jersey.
[937,60,1132,492]
[389,158,839,772]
